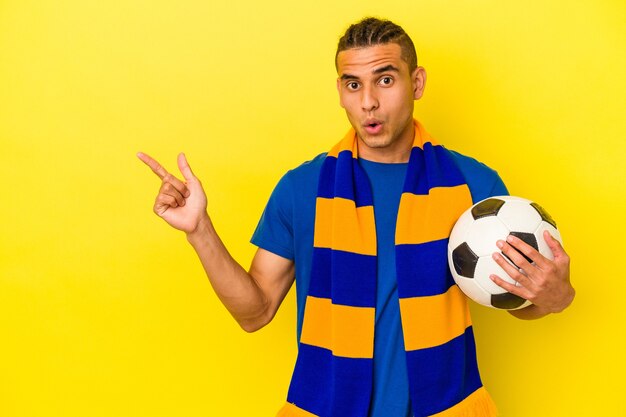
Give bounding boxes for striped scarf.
[277,120,498,417]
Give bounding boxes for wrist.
[509,303,550,320]
[553,286,576,313]
[186,213,213,245]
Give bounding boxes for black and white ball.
[447,196,562,310]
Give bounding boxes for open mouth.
[364,121,383,134]
[364,119,382,127]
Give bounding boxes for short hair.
[335,17,418,72]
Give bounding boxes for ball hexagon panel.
[465,216,509,257]
[496,199,542,232]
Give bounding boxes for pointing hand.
[137,152,208,234]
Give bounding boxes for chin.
[360,136,392,149]
[367,137,389,147]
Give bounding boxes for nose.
[361,85,379,112]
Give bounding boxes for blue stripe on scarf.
[396,240,456,298]
[287,343,332,416]
[317,152,373,207]
[310,248,376,306]
[331,250,376,307]
[309,248,332,298]
[403,145,468,195]
[405,327,483,416]
[330,355,374,417]
[287,343,373,417]
[317,155,337,199]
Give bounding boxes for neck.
[358,146,412,163]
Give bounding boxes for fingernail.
[507,235,514,243]
[492,252,499,260]
[496,240,504,249]
[185,190,191,197]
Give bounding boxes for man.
[138,17,574,417]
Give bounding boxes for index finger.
[505,234,548,268]
[137,152,169,180]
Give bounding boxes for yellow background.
[1,0,624,416]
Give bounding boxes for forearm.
[507,304,551,320]
[508,286,575,320]
[186,214,269,331]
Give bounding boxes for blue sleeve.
[250,172,295,260]
[449,150,509,203]
[468,172,509,203]
[487,175,508,198]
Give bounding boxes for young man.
[138,17,574,417]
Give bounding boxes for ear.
[336,78,345,108]
[412,67,427,100]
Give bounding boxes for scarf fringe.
[276,387,497,417]
[276,402,319,417]
[431,387,498,417]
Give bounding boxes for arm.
[187,218,294,332]
[506,303,553,320]
[137,152,294,332]
[476,173,575,318]
[490,230,575,320]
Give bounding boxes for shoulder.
[275,153,327,195]
[448,149,499,182]
[266,152,326,205]
[446,148,509,201]
[283,152,327,182]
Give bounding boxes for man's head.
[335,17,418,73]
[335,18,426,163]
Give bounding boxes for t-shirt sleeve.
[449,149,509,202]
[487,174,509,198]
[469,171,509,202]
[250,172,295,260]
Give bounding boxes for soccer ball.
[447,196,562,310]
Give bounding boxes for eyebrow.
[373,64,400,74]
[339,64,400,80]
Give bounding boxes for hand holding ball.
[447,196,563,310]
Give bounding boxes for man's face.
[336,43,425,162]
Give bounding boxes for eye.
[346,81,360,91]
[379,76,394,86]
